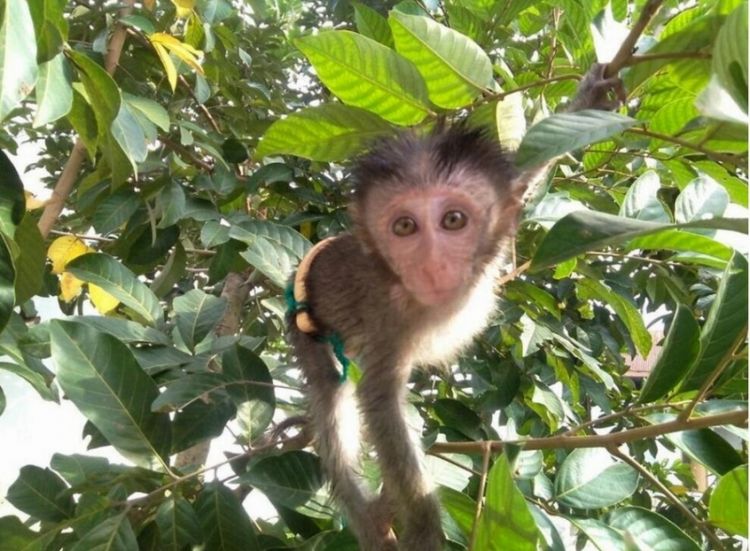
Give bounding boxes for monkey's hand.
[568,62,627,112]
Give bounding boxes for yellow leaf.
[144,0,156,10]
[25,191,46,210]
[300,221,312,239]
[149,32,204,75]
[47,236,91,274]
[89,284,119,314]
[59,272,84,302]
[152,41,178,91]
[171,0,195,18]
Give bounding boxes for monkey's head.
[350,125,524,307]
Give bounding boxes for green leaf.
[516,110,637,169]
[66,253,163,325]
[238,451,324,508]
[666,427,743,476]
[230,220,311,288]
[124,94,170,132]
[531,211,747,271]
[474,454,539,550]
[27,0,68,63]
[352,2,393,47]
[0,361,57,402]
[256,103,394,162]
[576,278,652,357]
[173,289,226,351]
[111,101,149,173]
[675,176,729,223]
[12,215,45,305]
[440,487,476,539]
[0,385,4,415]
[389,12,491,108]
[709,465,748,536]
[68,90,98,158]
[194,482,259,550]
[682,252,748,389]
[33,52,72,127]
[171,399,235,454]
[554,448,639,509]
[568,518,625,551]
[626,230,733,263]
[607,507,700,551]
[638,306,701,402]
[68,50,121,143]
[619,171,670,222]
[70,513,138,551]
[295,31,430,125]
[151,373,225,412]
[155,496,202,551]
[6,465,74,522]
[0,0,38,122]
[0,235,15,333]
[222,345,275,440]
[0,515,56,551]
[712,3,748,112]
[92,190,141,235]
[50,320,172,465]
[0,149,25,235]
[71,315,170,345]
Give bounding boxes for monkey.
[286,63,625,550]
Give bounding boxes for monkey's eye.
[441,210,467,231]
[392,216,417,236]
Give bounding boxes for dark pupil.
[443,211,466,230]
[393,217,416,236]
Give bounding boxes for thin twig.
[429,409,747,454]
[608,446,727,551]
[679,333,748,421]
[627,127,746,168]
[497,260,531,286]
[563,401,690,436]
[490,75,581,101]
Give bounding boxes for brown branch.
[490,75,581,101]
[429,409,747,454]
[175,269,255,470]
[605,0,665,77]
[608,447,727,551]
[497,260,531,287]
[37,0,136,239]
[563,401,690,436]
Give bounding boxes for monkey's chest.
[407,272,498,366]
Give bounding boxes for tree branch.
[37,0,136,239]
[605,0,665,77]
[624,51,711,67]
[627,127,747,169]
[429,409,747,454]
[608,447,727,551]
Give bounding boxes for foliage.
[0,0,747,549]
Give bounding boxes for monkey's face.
[365,184,500,307]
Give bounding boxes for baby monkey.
[288,64,624,550]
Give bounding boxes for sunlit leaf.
[389,11,491,108]
[0,0,38,122]
[516,110,637,168]
[295,30,430,125]
[709,465,748,536]
[33,53,73,127]
[256,104,394,161]
[607,507,700,551]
